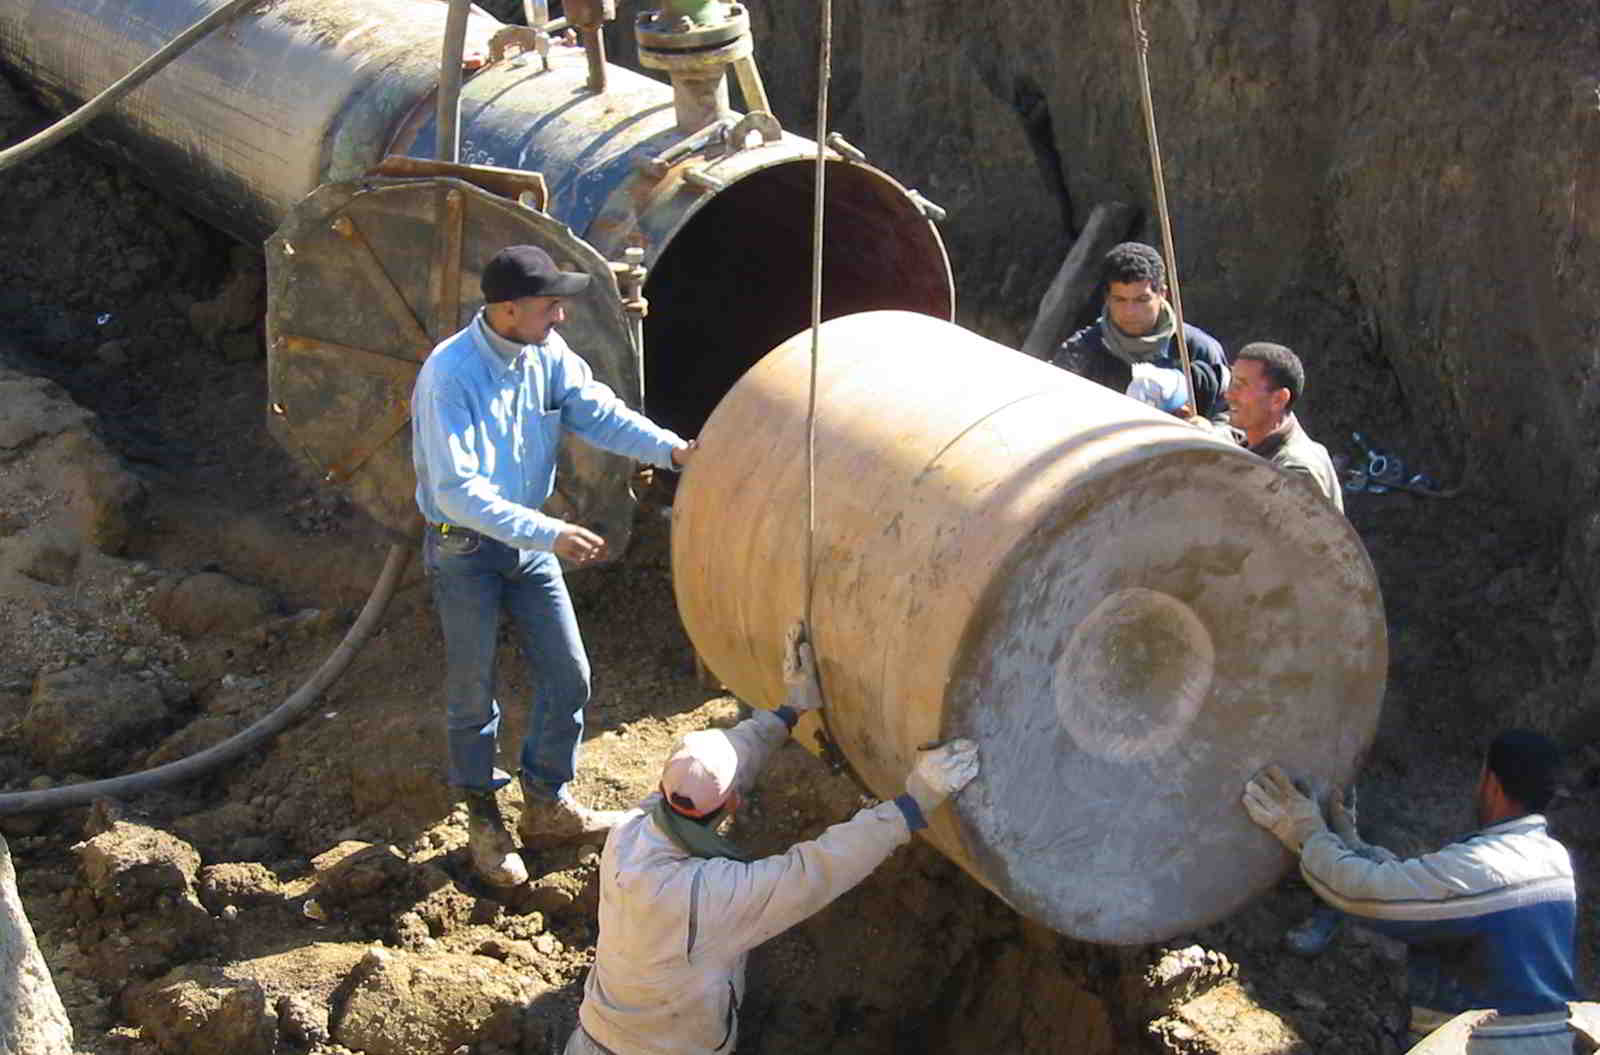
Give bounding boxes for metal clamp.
[489,25,548,71]
[825,131,866,163]
[638,116,736,180]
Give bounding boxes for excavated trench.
[3,4,1600,1053]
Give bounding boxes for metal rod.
[1127,0,1196,413]
[805,0,831,651]
[437,0,473,165]
[581,24,608,93]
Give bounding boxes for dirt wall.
[741,0,1600,517]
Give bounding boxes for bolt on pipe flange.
[636,4,749,60]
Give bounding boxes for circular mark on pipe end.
[1055,588,1214,762]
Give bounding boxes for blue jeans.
[424,528,590,800]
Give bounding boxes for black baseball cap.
[481,245,591,303]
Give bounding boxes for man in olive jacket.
[1225,341,1343,512]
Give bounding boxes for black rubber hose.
[0,542,414,815]
[0,0,264,173]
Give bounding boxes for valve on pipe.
[671,311,1387,945]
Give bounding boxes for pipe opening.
[642,158,953,437]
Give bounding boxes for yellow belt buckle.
[439,523,451,536]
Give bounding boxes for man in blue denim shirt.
[412,244,694,886]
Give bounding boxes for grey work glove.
[1328,785,1360,844]
[1329,787,1398,864]
[781,621,823,714]
[904,739,980,816]
[1242,765,1328,853]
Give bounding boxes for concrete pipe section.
[672,311,1387,944]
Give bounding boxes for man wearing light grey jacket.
[1244,730,1577,1053]
[566,626,981,1055]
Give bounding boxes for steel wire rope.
[800,0,832,723]
[805,0,831,637]
[1127,0,1197,414]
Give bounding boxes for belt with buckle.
[430,522,483,540]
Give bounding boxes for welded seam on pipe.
[0,543,414,816]
[0,0,264,173]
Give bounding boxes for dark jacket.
[1051,321,1230,421]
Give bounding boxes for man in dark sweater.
[1049,242,1230,422]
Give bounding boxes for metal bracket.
[368,157,550,213]
[489,25,548,71]
[727,110,781,155]
[609,246,648,404]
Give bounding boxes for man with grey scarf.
[1050,241,1231,422]
[566,623,980,1055]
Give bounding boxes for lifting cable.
[803,0,831,637]
[1126,0,1197,413]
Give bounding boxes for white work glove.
[904,739,980,816]
[781,621,823,714]
[1241,765,1328,853]
[1126,362,1189,414]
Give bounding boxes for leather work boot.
[464,789,529,887]
[517,780,629,850]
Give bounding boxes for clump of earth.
[1,63,1596,1055]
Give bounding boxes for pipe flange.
[636,4,749,53]
[637,33,752,76]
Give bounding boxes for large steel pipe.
[672,311,1386,944]
[0,0,951,436]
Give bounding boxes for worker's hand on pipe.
[904,739,980,816]
[1329,787,1360,844]
[781,621,823,713]
[671,439,697,468]
[553,523,608,564]
[1241,765,1327,853]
